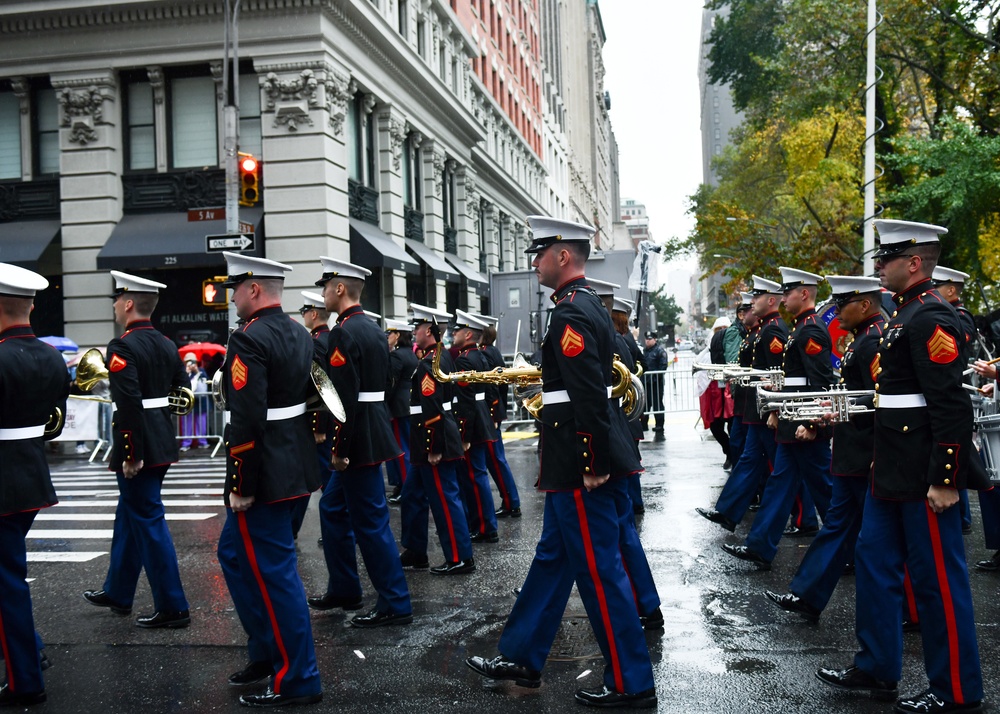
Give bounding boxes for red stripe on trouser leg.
[924,502,964,704]
[392,421,407,484]
[0,603,13,692]
[903,566,919,623]
[573,489,624,693]
[431,465,460,563]
[486,441,510,508]
[465,455,485,534]
[237,511,291,694]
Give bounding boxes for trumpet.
[724,366,784,389]
[692,362,729,380]
[755,384,875,423]
[211,361,347,423]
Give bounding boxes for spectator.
[642,331,667,436]
[178,352,208,451]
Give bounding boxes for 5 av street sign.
[206,233,254,252]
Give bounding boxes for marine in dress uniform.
[82,271,190,628]
[308,258,411,628]
[473,313,522,518]
[817,220,987,713]
[292,290,330,539]
[724,294,757,477]
[697,276,786,532]
[214,253,323,708]
[0,265,70,708]
[384,318,418,504]
[766,276,885,620]
[610,295,646,512]
[397,304,475,574]
[466,216,656,709]
[451,310,501,542]
[724,267,834,568]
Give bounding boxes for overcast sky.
[599,1,705,298]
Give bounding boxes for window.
[441,160,456,228]
[35,88,59,176]
[497,214,505,271]
[402,133,421,210]
[417,18,426,57]
[126,81,155,171]
[347,93,376,187]
[398,0,408,36]
[0,88,21,180]
[171,76,217,168]
[239,75,262,158]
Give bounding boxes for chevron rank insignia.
[108,354,127,372]
[804,338,823,355]
[560,325,585,357]
[231,356,248,390]
[870,353,881,383]
[329,348,346,367]
[769,337,784,354]
[421,374,436,397]
[927,326,958,364]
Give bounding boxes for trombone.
[755,384,875,423]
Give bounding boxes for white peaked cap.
[453,309,488,331]
[110,270,166,295]
[0,263,48,297]
[410,303,452,325]
[778,267,823,290]
[525,215,596,253]
[223,252,292,285]
[739,292,754,307]
[750,275,782,295]
[932,266,970,285]
[612,296,635,314]
[873,219,947,258]
[385,318,413,332]
[300,291,325,309]
[825,275,882,297]
[587,277,621,297]
[470,312,499,325]
[364,310,381,321]
[315,256,372,286]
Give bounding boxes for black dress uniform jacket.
[388,345,419,420]
[108,319,187,469]
[453,346,496,444]
[223,307,320,505]
[0,326,69,515]
[743,312,788,425]
[873,279,990,499]
[538,278,641,491]
[731,324,758,417]
[831,314,884,477]
[776,308,834,443]
[480,344,508,424]
[324,305,401,467]
[309,324,332,439]
[952,301,977,364]
[410,346,464,465]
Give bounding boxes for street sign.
[188,207,226,222]
[206,233,254,252]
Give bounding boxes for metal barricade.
[174,390,224,457]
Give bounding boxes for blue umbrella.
[39,336,79,352]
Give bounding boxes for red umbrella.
[178,342,226,363]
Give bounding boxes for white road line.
[52,499,222,507]
[28,529,115,539]
[52,488,223,497]
[34,513,217,521]
[28,552,108,563]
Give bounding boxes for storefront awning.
[96,208,264,271]
[349,218,419,274]
[443,253,489,297]
[404,238,460,283]
[0,220,60,270]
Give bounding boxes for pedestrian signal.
[202,279,228,307]
[238,153,260,206]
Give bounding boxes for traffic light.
[202,278,228,307]
[238,153,260,206]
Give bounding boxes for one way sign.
[206,233,255,252]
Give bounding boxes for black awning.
[350,218,420,274]
[96,207,264,271]
[0,220,60,269]
[403,238,460,283]
[443,252,489,297]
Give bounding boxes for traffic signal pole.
[222,0,241,329]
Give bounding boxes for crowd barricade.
[174,391,225,457]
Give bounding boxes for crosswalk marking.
[49,488,223,497]
[52,499,222,508]
[34,513,216,521]
[28,552,108,563]
[29,529,115,540]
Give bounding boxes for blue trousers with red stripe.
[401,460,473,563]
[460,444,499,535]
[854,492,982,703]
[0,511,44,696]
[385,418,411,488]
[978,486,1000,550]
[614,483,659,618]
[715,424,775,523]
[218,500,321,698]
[484,428,520,510]
[318,464,411,615]
[103,465,188,612]
[789,475,866,611]
[498,480,654,694]
[745,439,831,562]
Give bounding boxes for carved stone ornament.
[146,67,165,105]
[432,151,446,197]
[262,69,320,132]
[58,85,108,145]
[389,116,406,171]
[465,185,481,222]
[324,68,351,136]
[10,77,29,115]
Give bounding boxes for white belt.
[475,393,486,401]
[875,393,927,409]
[0,424,45,440]
[543,386,613,405]
[410,403,450,415]
[112,397,170,412]
[784,377,808,387]
[266,402,307,421]
[358,391,384,403]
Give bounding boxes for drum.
[975,412,1000,483]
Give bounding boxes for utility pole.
[863,0,878,276]
[222,0,241,328]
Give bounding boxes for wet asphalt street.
[14,415,1000,713]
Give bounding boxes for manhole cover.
[547,614,601,662]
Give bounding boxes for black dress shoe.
[783,524,819,537]
[350,608,413,629]
[495,507,521,518]
[471,530,499,543]
[136,609,190,629]
[695,507,736,533]
[306,593,364,611]
[815,665,897,701]
[82,589,131,615]
[894,689,983,713]
[399,549,429,569]
[239,687,322,708]
[843,562,856,576]
[639,607,664,630]
[430,558,476,575]
[721,543,771,570]
[748,495,762,512]
[0,683,46,707]
[39,651,51,672]
[633,504,645,515]
[465,655,541,688]
[722,457,733,471]
[229,661,274,687]
[765,591,821,621]
[574,685,657,708]
[962,524,973,535]
[387,494,402,505]
[974,550,1000,572]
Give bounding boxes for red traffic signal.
[238,153,260,206]
[202,279,228,307]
